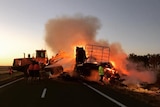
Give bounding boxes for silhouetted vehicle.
[12,50,48,72]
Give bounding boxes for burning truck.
[74,44,124,84]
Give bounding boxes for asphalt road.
[0,77,152,107]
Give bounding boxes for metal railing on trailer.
[85,44,110,63]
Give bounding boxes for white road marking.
[0,78,23,89]
[83,82,127,107]
[41,88,47,98]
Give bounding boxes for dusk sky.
[0,0,160,66]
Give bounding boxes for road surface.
[0,77,152,107]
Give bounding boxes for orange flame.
[112,59,129,75]
[110,61,116,68]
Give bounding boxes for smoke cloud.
[45,14,157,85]
[45,15,101,54]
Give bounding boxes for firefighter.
[98,64,105,83]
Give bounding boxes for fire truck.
[12,50,48,72]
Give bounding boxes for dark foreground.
[0,75,153,107]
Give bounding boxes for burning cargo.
[74,44,123,84]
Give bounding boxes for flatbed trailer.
[85,44,110,63]
[75,44,110,76]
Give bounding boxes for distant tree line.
[127,53,160,69]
